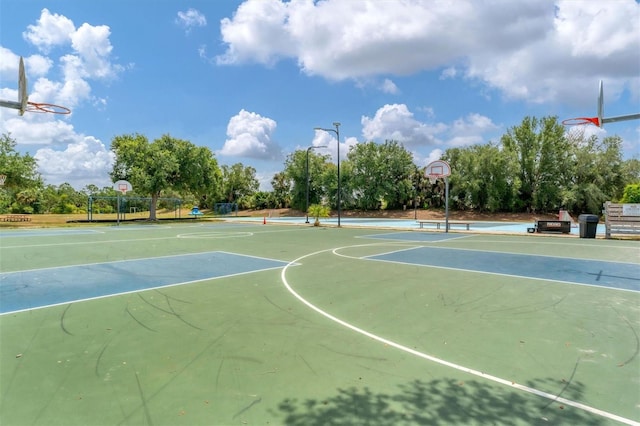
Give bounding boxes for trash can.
[578,214,599,238]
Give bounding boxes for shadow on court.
[272,377,605,425]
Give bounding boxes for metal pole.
[305,146,311,223]
[445,177,449,233]
[335,123,341,227]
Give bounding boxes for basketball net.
[0,174,6,186]
[428,175,439,185]
[118,183,128,195]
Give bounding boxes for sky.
[0,0,639,190]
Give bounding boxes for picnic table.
[1,214,31,222]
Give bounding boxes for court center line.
[280,244,639,426]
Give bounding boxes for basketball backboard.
[425,160,451,178]
[18,57,28,116]
[113,180,133,195]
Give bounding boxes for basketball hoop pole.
[426,160,452,232]
[445,177,449,232]
[113,180,132,226]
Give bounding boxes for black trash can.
[578,214,599,238]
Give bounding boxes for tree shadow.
[272,377,610,425]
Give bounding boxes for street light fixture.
[305,145,327,223]
[314,122,341,227]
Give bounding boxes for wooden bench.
[604,202,640,238]
[417,220,471,230]
[534,220,571,234]
[1,214,31,222]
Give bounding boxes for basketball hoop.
[26,102,71,115]
[561,117,600,127]
[0,174,6,186]
[0,57,72,116]
[428,175,439,185]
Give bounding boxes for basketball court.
[1,222,638,425]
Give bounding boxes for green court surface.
[0,222,638,425]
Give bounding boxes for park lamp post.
[314,122,341,227]
[305,145,327,223]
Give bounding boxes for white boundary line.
[280,244,640,426]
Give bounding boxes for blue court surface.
[0,251,289,314]
[367,246,640,292]
[223,216,607,235]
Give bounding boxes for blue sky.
[0,0,638,190]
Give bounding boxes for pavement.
[223,216,606,236]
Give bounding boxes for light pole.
[314,122,341,227]
[305,145,327,223]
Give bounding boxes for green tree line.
[1,116,639,217]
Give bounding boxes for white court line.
[280,244,639,426]
[0,226,310,250]
[0,236,177,250]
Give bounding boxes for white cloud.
[218,0,639,105]
[361,104,446,147]
[360,104,499,159]
[34,136,114,188]
[217,0,296,66]
[23,8,75,52]
[16,9,124,112]
[219,109,282,160]
[447,113,499,147]
[380,79,399,94]
[1,113,76,145]
[310,130,355,165]
[176,9,207,33]
[70,23,120,79]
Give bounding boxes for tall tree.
[282,149,330,211]
[348,140,414,210]
[561,134,626,214]
[444,143,517,212]
[501,116,568,213]
[110,133,220,220]
[270,172,291,209]
[220,163,259,208]
[0,133,43,213]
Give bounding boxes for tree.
[220,163,259,208]
[282,150,329,211]
[270,172,291,209]
[0,133,43,213]
[444,143,517,212]
[561,134,626,214]
[621,184,640,203]
[348,140,414,210]
[501,116,569,213]
[308,203,330,226]
[110,133,221,220]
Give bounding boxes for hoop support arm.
[602,113,640,125]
